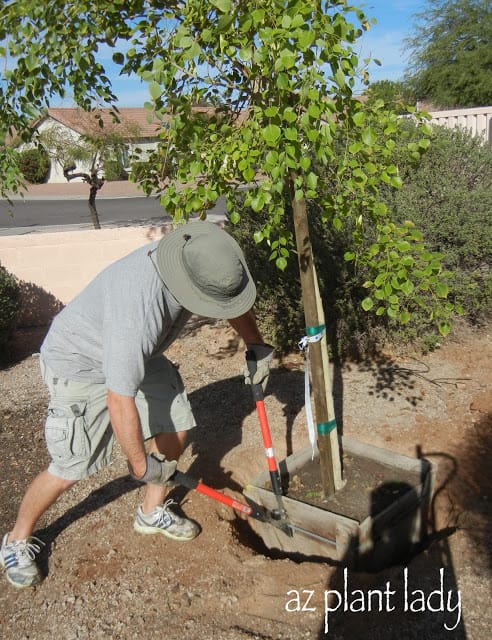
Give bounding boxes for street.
[0,196,227,232]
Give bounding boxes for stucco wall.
[0,225,170,326]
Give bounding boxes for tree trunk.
[290,179,343,498]
[88,185,102,230]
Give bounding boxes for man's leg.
[9,470,76,542]
[141,431,187,514]
[1,470,76,588]
[133,356,199,540]
[134,430,200,541]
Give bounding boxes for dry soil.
[0,319,491,639]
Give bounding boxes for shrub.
[229,123,492,358]
[0,263,20,359]
[103,158,129,182]
[379,124,492,325]
[17,147,50,184]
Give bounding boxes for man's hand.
[129,453,177,486]
[244,343,274,392]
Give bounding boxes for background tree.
[404,0,492,108]
[36,111,138,228]
[365,80,416,114]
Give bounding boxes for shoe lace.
[153,499,177,527]
[11,537,45,566]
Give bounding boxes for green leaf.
[276,49,296,70]
[436,284,449,298]
[333,216,343,231]
[306,172,318,189]
[362,127,377,146]
[297,29,314,49]
[283,108,297,123]
[262,124,281,146]
[348,142,362,156]
[25,54,39,71]
[211,0,232,13]
[148,82,162,100]
[334,69,346,88]
[276,73,290,89]
[112,52,124,65]
[399,310,411,324]
[361,297,374,311]
[265,106,279,117]
[401,280,414,295]
[276,256,288,270]
[438,322,451,337]
[284,127,298,141]
[229,210,240,224]
[242,165,255,182]
[352,112,365,127]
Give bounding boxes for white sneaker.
[1,533,44,588]
[133,500,200,541]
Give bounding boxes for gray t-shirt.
[40,241,191,396]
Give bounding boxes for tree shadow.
[446,410,492,571]
[4,280,63,366]
[355,356,471,407]
[317,450,468,639]
[35,475,141,578]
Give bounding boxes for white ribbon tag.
[298,327,326,459]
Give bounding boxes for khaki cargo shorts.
[40,356,196,481]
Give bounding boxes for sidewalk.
[11,180,146,200]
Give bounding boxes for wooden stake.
[291,189,343,497]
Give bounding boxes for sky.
[57,0,428,108]
[355,0,427,88]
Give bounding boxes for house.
[33,107,164,183]
[31,103,492,184]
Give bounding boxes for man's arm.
[228,311,265,344]
[106,390,147,478]
[229,311,274,390]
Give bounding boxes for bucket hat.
[155,221,256,319]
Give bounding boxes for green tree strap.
[317,420,337,435]
[305,324,326,337]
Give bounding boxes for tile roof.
[45,105,243,140]
[45,107,164,139]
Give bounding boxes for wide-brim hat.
[155,221,256,319]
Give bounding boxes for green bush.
[0,263,20,359]
[18,147,50,184]
[379,124,492,325]
[103,158,129,182]
[229,123,492,358]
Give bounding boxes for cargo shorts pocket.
[45,400,90,462]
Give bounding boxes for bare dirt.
[285,453,422,523]
[1,319,491,639]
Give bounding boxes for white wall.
[427,106,492,143]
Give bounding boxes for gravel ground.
[0,319,491,639]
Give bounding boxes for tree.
[404,0,492,108]
[366,80,416,114]
[36,110,138,228]
[0,0,460,497]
